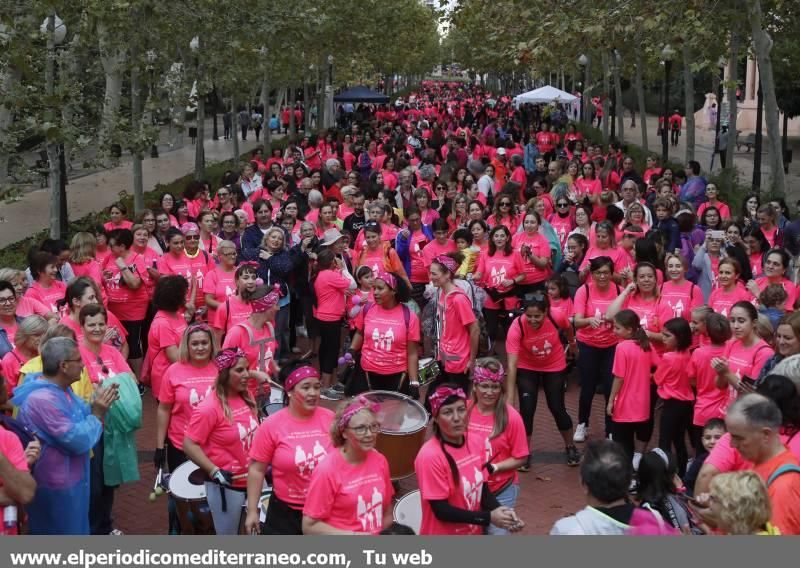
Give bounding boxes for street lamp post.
[661,44,675,163]
[146,49,159,158]
[753,83,763,192]
[712,56,725,170]
[327,54,334,129]
[578,54,589,127]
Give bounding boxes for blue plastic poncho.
[11,373,103,535]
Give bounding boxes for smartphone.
[741,375,757,389]
[710,230,725,240]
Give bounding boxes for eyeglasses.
[348,423,381,436]
[217,192,230,197]
[96,356,110,376]
[499,202,512,207]
[0,296,16,305]
[184,235,200,241]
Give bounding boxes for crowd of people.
[1,80,799,536]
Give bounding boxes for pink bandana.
[180,222,200,235]
[285,365,319,391]
[251,283,282,313]
[472,364,505,384]
[214,347,246,371]
[429,386,466,416]
[338,395,381,433]
[435,254,458,273]
[375,271,397,290]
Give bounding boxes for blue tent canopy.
[333,86,390,104]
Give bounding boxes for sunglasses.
[499,202,512,207]
[557,203,569,208]
[184,235,200,241]
[96,356,110,376]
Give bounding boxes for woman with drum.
[347,271,420,395]
[183,348,261,535]
[414,384,524,535]
[467,359,528,534]
[302,396,394,534]
[245,361,334,535]
[505,294,580,471]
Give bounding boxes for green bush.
[0,140,290,270]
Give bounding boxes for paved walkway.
[0,124,279,247]
[620,112,800,203]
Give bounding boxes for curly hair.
[710,471,772,535]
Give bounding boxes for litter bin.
[189,127,198,143]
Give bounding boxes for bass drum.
[393,490,422,535]
[168,461,215,535]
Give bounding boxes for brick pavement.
[113,366,608,536]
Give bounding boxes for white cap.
[496,147,507,155]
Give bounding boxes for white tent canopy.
[514,85,577,107]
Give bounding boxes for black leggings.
[516,368,573,437]
[316,319,343,374]
[576,341,616,434]
[658,398,693,477]
[483,308,509,343]
[611,420,650,461]
[411,283,428,312]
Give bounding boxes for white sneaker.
[296,325,308,338]
[573,423,588,443]
[632,452,643,471]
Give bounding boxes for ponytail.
[615,309,650,352]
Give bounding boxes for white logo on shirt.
[531,340,554,357]
[294,440,327,475]
[371,327,395,351]
[356,487,384,532]
[462,467,485,510]
[669,299,685,319]
[484,437,493,463]
[490,266,507,287]
[237,416,259,453]
[189,385,212,408]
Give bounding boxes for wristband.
[487,463,497,475]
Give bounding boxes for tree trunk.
[682,43,696,163]
[289,86,297,137]
[635,49,647,152]
[231,97,239,165]
[746,0,786,195]
[261,71,271,153]
[726,33,739,174]
[613,56,624,143]
[131,48,145,213]
[0,67,20,185]
[304,82,311,132]
[194,91,205,180]
[97,22,126,162]
[601,52,610,141]
[45,14,62,239]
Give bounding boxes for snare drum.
[169,462,215,535]
[262,403,285,417]
[237,483,273,534]
[362,390,429,480]
[393,490,422,534]
[417,357,440,386]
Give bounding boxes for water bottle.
[4,506,18,535]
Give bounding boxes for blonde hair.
[261,227,285,248]
[329,398,378,448]
[70,232,97,264]
[468,356,508,439]
[710,471,772,535]
[756,313,774,344]
[178,324,219,364]
[0,268,22,287]
[15,315,50,347]
[215,360,257,422]
[663,252,689,271]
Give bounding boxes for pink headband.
[214,347,246,371]
[180,222,200,235]
[472,364,505,384]
[338,395,381,434]
[375,271,397,290]
[251,283,282,313]
[429,386,466,416]
[285,365,319,391]
[435,254,458,273]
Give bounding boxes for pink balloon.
[352,295,361,305]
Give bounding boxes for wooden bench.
[736,131,756,152]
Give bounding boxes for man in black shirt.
[343,192,367,248]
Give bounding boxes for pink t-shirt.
[407,231,432,284]
[212,295,252,333]
[313,269,352,322]
[202,267,237,327]
[157,251,216,308]
[756,277,797,311]
[580,246,628,274]
[622,295,671,340]
[437,288,477,374]
[415,436,485,535]
[78,343,131,384]
[104,220,133,232]
[506,312,567,372]
[659,280,703,321]
[145,311,187,397]
[355,304,420,375]
[475,252,523,310]
[24,280,66,313]
[159,361,218,449]
[548,214,574,251]
[574,178,602,200]
[58,312,128,348]
[704,432,752,473]
[223,321,277,394]
[611,339,657,423]
[467,403,528,493]
[421,239,457,269]
[303,449,394,534]
[101,253,150,321]
[0,426,29,525]
[708,285,754,318]
[654,351,693,401]
[15,296,51,318]
[185,393,259,488]
[721,338,773,408]
[688,344,728,426]
[549,296,573,322]
[71,260,105,290]
[573,283,619,348]
[1,349,28,393]
[511,231,552,285]
[249,407,335,508]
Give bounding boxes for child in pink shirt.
[608,309,658,462]
[688,313,731,448]
[654,318,695,476]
